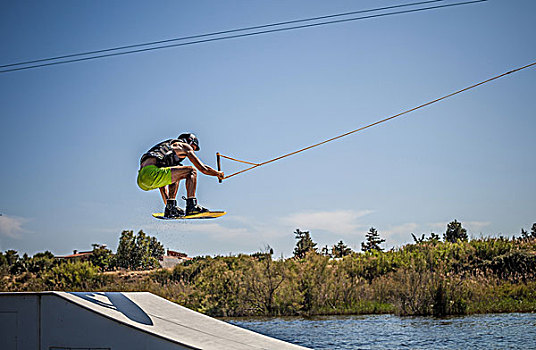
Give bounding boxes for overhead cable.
[1,0,487,74]
[0,0,446,70]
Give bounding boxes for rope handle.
[216,153,222,183]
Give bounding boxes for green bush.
[46,261,103,290]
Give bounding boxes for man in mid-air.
[137,133,224,218]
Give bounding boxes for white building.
[159,249,192,269]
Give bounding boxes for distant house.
[56,245,108,261]
[159,249,192,269]
[55,249,94,261]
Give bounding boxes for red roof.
[57,251,93,259]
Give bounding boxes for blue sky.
[1,0,535,257]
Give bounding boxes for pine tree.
[332,240,352,258]
[361,227,385,252]
[293,229,317,259]
[444,220,468,243]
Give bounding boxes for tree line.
[1,221,535,318]
[294,219,498,258]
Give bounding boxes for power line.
[0,0,445,69]
[219,61,536,180]
[1,0,487,74]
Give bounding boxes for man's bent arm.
[187,150,220,176]
[172,142,223,178]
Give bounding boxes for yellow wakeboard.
[152,211,226,220]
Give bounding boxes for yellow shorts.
[137,165,173,191]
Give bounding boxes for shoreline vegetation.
[1,221,535,318]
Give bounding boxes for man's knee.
[188,166,197,178]
[180,166,197,178]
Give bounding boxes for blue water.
[227,313,536,349]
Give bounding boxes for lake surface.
[227,313,536,349]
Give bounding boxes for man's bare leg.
[170,166,197,198]
[159,181,180,206]
[170,166,208,214]
[160,168,196,217]
[168,182,179,200]
[159,187,169,203]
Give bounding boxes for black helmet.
[178,133,200,151]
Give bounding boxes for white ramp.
[0,291,310,350]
